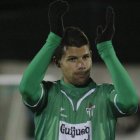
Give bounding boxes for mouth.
[72,71,90,86]
[74,70,90,79]
[75,70,89,75]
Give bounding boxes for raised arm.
[96,7,138,115]
[19,0,69,106]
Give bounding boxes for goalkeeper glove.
[48,0,69,37]
[95,7,115,44]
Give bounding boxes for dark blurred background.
[0,1,140,140]
[0,0,140,63]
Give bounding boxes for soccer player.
[19,0,139,140]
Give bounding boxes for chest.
[45,87,110,123]
[35,86,116,140]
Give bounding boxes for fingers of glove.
[104,7,115,39]
[49,0,69,17]
[106,7,115,28]
[95,25,103,43]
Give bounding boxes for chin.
[73,78,90,87]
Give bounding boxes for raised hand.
[95,7,115,44]
[48,0,69,36]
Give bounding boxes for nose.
[77,58,86,69]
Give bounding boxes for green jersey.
[20,32,138,140]
[24,79,132,140]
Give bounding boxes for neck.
[62,77,93,88]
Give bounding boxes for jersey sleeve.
[23,81,53,113]
[19,32,62,111]
[106,85,129,117]
[97,41,139,117]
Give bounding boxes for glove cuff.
[49,18,64,37]
[46,32,62,43]
[97,40,116,59]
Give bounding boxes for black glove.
[48,0,69,36]
[95,7,115,44]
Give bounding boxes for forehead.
[63,45,90,57]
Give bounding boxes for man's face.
[59,45,92,86]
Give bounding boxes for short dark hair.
[53,26,90,62]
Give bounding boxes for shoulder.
[41,80,60,91]
[96,83,115,93]
[97,83,114,88]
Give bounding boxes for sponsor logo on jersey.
[59,121,92,140]
[86,103,95,118]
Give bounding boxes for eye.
[68,57,77,62]
[83,54,90,60]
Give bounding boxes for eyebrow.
[67,56,77,58]
[67,53,90,58]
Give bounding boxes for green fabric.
[60,79,96,100]
[19,32,62,105]
[19,33,138,140]
[34,80,117,140]
[97,41,139,114]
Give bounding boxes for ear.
[53,56,61,68]
[57,61,61,68]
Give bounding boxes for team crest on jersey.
[86,103,95,118]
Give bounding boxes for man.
[19,0,139,140]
